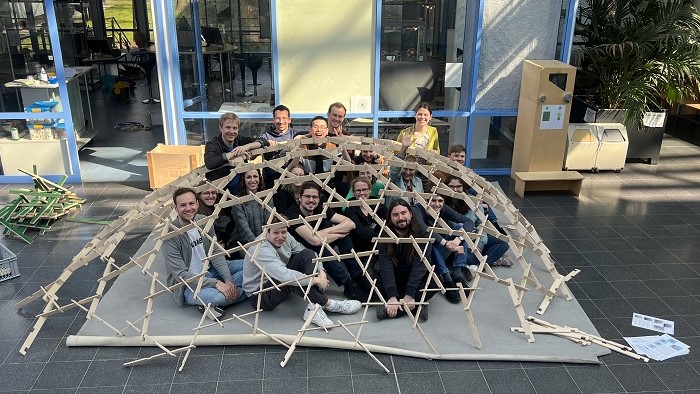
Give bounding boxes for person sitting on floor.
[345,164,385,201]
[273,164,306,214]
[261,104,307,189]
[444,175,513,270]
[437,144,507,235]
[229,169,271,249]
[410,194,472,303]
[344,176,388,254]
[204,112,270,193]
[163,187,247,320]
[196,184,234,248]
[375,199,437,321]
[241,218,361,328]
[284,181,369,301]
[385,133,423,207]
[292,116,352,197]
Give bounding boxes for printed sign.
[540,105,566,130]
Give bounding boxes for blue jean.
[466,235,508,266]
[431,223,469,275]
[184,259,247,307]
[311,236,363,286]
[468,188,498,223]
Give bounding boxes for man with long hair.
[375,199,436,321]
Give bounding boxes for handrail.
[108,17,131,50]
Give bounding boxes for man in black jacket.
[375,199,435,320]
[204,112,270,191]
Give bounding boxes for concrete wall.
[475,0,561,110]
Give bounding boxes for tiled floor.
[2,115,700,392]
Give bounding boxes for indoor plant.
[571,0,700,125]
[570,0,700,163]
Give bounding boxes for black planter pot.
[570,96,666,164]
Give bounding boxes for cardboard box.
[146,144,205,189]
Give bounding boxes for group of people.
[163,102,513,328]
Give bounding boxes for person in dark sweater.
[229,169,270,248]
[444,175,512,269]
[196,184,233,247]
[344,176,387,253]
[285,182,368,301]
[204,112,271,192]
[375,199,437,321]
[273,164,306,214]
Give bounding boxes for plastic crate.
[0,244,19,283]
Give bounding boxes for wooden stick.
[280,304,319,368]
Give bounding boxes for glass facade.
[469,115,516,169]
[379,0,466,111]
[175,0,272,113]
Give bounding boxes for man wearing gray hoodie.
[242,219,361,328]
[162,187,247,320]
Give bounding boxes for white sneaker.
[468,265,478,274]
[326,299,361,314]
[303,306,333,327]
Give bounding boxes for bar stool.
[247,54,263,96]
[139,46,160,104]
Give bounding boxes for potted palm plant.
[570,0,700,164]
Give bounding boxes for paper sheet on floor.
[631,312,674,335]
[624,334,690,361]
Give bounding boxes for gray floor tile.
[263,350,307,379]
[593,298,636,319]
[125,358,177,386]
[170,381,218,393]
[262,377,307,394]
[349,351,393,375]
[80,359,132,388]
[566,364,625,393]
[32,360,90,390]
[577,282,623,299]
[217,379,263,394]
[123,384,171,393]
[397,371,445,394]
[352,373,399,394]
[5,337,60,364]
[308,375,352,394]
[482,368,536,394]
[440,370,489,394]
[76,385,124,394]
[391,355,437,373]
[0,362,45,391]
[525,366,582,394]
[607,364,669,392]
[219,353,264,381]
[650,362,700,391]
[307,350,350,377]
[434,360,480,372]
[172,355,222,384]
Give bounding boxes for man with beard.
[375,199,437,321]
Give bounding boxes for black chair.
[137,48,160,104]
[247,54,263,96]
